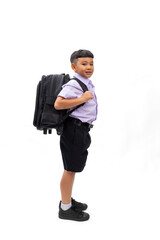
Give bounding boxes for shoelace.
[72,198,83,208]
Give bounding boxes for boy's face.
[71,57,94,78]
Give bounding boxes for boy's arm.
[54,91,94,110]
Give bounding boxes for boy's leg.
[60,170,75,204]
[59,169,90,221]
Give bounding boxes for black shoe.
[59,202,90,222]
[71,198,88,211]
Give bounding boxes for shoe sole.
[59,214,90,222]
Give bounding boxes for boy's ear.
[71,63,76,71]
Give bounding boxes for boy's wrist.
[80,96,87,104]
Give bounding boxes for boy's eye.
[82,63,93,66]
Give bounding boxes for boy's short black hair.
[70,49,94,63]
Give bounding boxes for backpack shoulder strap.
[71,77,88,92]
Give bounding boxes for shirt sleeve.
[58,80,83,99]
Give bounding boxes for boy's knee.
[64,170,75,176]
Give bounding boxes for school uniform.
[58,73,98,172]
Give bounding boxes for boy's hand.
[82,91,94,102]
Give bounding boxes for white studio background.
[0,0,160,239]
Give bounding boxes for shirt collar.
[73,72,90,86]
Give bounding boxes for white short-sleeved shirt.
[58,73,98,124]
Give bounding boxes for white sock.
[61,202,72,211]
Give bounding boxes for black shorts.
[60,117,91,172]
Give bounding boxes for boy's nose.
[87,65,91,69]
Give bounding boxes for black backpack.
[33,74,88,135]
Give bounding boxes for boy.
[54,49,98,221]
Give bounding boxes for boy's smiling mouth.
[85,72,93,76]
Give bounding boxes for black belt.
[68,117,93,129]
